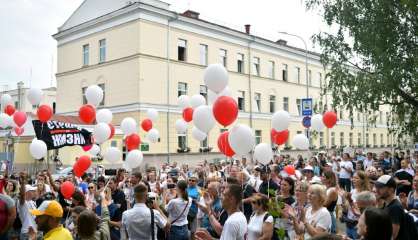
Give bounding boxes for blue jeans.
[330,212,337,234]
[169,225,189,240]
[346,225,359,240]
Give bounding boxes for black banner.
[32,120,92,150]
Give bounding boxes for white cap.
[25,184,37,192]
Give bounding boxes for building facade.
[53,0,392,165]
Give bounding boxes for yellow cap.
[30,200,63,218]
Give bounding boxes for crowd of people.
[1,149,418,240]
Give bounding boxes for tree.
[306,0,418,141]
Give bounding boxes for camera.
[146,192,157,208]
[167,183,176,189]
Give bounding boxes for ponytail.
[177,180,188,201]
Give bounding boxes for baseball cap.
[302,165,314,172]
[30,200,63,218]
[25,184,37,193]
[375,175,396,189]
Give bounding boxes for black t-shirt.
[383,199,408,240]
[395,170,413,195]
[112,189,127,212]
[258,179,279,196]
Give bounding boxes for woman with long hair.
[357,207,392,240]
[247,194,273,240]
[322,171,339,234]
[166,180,192,240]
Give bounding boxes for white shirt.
[121,203,167,240]
[220,212,247,240]
[363,158,374,170]
[18,200,37,234]
[304,207,331,239]
[166,197,192,226]
[339,161,353,179]
[247,212,273,240]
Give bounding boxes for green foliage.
[305,0,418,141]
[267,188,286,240]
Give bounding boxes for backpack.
[404,211,418,239]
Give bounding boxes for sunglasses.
[189,179,196,182]
[88,186,94,189]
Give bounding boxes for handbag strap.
[150,208,155,240]
[171,199,189,224]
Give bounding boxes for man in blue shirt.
[200,182,223,238]
[187,175,200,235]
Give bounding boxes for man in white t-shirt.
[18,184,39,239]
[195,184,247,240]
[362,152,374,170]
[338,153,354,192]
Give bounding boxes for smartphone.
[167,183,176,189]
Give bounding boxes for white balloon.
[89,144,100,156]
[104,147,121,163]
[311,114,325,131]
[29,139,47,159]
[178,95,190,109]
[121,117,137,135]
[292,134,310,150]
[0,94,12,108]
[175,119,188,134]
[125,150,143,169]
[0,113,12,128]
[96,109,113,124]
[192,127,207,141]
[254,143,274,165]
[228,124,255,155]
[147,109,158,122]
[147,128,160,143]
[193,105,215,133]
[27,88,44,106]
[190,94,206,109]
[272,110,291,131]
[93,123,111,144]
[204,64,228,93]
[85,85,104,106]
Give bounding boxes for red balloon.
[82,145,92,152]
[141,119,153,132]
[182,108,194,123]
[217,131,235,157]
[274,129,289,145]
[13,111,27,127]
[284,165,296,175]
[61,181,75,199]
[271,129,278,141]
[14,127,24,136]
[77,155,92,173]
[37,104,53,123]
[108,124,115,139]
[126,133,141,151]
[73,164,84,177]
[4,104,15,116]
[213,96,238,127]
[323,111,337,128]
[79,105,96,124]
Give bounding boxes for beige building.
[52,0,392,166]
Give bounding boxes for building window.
[296,99,301,116]
[111,141,117,147]
[269,95,276,113]
[379,111,383,124]
[178,135,187,150]
[349,132,353,146]
[268,61,275,79]
[99,39,106,63]
[318,72,322,88]
[177,82,187,97]
[199,85,208,102]
[82,44,89,66]
[177,39,187,61]
[366,133,369,146]
[308,70,312,86]
[340,132,344,146]
[199,44,208,66]
[373,133,377,146]
[358,133,362,146]
[200,137,208,148]
[238,91,245,111]
[295,67,301,84]
[14,101,19,109]
[255,93,261,112]
[282,64,288,81]
[319,132,324,146]
[237,53,244,73]
[219,49,227,67]
[385,112,389,124]
[255,130,262,145]
[380,133,384,146]
[357,112,361,122]
[339,109,344,120]
[82,84,105,106]
[331,132,335,146]
[387,134,390,145]
[283,97,289,112]
[252,57,260,76]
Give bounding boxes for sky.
[0,0,327,90]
